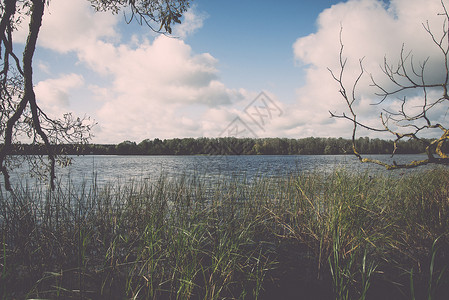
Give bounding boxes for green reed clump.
[269,168,449,299]
[1,168,449,299]
[0,174,276,299]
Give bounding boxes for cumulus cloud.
[34,73,84,117]
[173,6,208,39]
[37,1,118,53]
[85,35,246,142]
[28,0,449,143]
[291,0,449,139]
[32,0,243,143]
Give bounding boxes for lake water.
[3,154,437,189]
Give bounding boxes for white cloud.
[35,73,84,117]
[31,0,243,143]
[290,0,449,139]
[37,61,51,74]
[87,35,245,142]
[37,1,118,53]
[173,6,208,39]
[18,0,449,143]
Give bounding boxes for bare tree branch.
[329,4,449,169]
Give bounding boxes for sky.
[15,0,449,143]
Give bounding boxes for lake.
[2,154,437,189]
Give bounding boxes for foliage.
[89,0,190,34]
[11,136,442,156]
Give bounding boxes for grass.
[1,167,449,299]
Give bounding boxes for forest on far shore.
[9,136,446,156]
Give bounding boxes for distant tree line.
[7,137,445,156]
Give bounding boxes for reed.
[1,168,449,299]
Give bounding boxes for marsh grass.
[1,168,449,299]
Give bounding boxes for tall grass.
[1,168,449,299]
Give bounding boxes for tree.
[329,2,449,170]
[116,140,138,155]
[0,0,190,190]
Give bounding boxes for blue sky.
[183,0,341,97]
[20,0,448,143]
